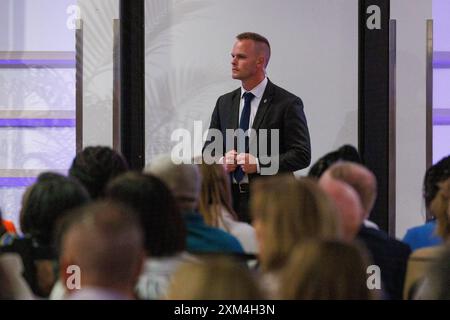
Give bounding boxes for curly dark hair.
[423,155,450,220]
[105,172,186,256]
[68,146,129,199]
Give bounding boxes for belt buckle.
[239,183,249,193]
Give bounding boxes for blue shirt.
[403,220,443,252]
[183,211,244,254]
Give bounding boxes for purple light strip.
[0,177,36,187]
[0,59,75,68]
[0,118,76,127]
[433,51,450,68]
[433,109,450,125]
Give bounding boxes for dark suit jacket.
[203,79,311,181]
[357,226,411,300]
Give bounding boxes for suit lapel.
[251,80,275,131]
[227,88,241,129]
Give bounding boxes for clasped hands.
[222,150,258,174]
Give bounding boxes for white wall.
[433,0,450,52]
[78,0,119,147]
[434,125,450,163]
[0,0,77,225]
[391,0,432,237]
[0,0,76,51]
[144,0,359,174]
[432,0,450,164]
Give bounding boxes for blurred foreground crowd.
[0,145,449,300]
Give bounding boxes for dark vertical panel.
[388,20,396,236]
[359,0,391,233]
[120,0,145,170]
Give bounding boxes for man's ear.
[257,56,265,69]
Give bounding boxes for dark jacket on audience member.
[357,226,411,300]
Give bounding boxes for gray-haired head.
[144,155,201,212]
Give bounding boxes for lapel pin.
[263,99,267,103]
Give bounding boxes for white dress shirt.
[235,77,268,183]
[238,77,268,136]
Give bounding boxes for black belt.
[233,183,250,193]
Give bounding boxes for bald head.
[60,201,144,297]
[327,162,377,219]
[319,171,364,241]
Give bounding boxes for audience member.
[2,145,442,301]
[325,162,411,300]
[145,155,244,255]
[166,256,264,300]
[403,155,450,251]
[308,144,379,229]
[20,172,90,248]
[68,146,129,199]
[279,240,376,300]
[105,172,193,299]
[319,172,364,241]
[1,172,90,298]
[404,178,450,299]
[59,201,145,300]
[251,176,340,296]
[414,244,450,299]
[198,163,258,254]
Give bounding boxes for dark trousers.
[231,184,251,224]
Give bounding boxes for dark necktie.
[234,91,255,183]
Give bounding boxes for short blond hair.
[236,32,271,68]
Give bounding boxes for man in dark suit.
[324,162,411,300]
[203,32,311,222]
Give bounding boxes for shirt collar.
[240,77,268,100]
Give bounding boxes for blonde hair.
[166,256,264,300]
[430,178,450,241]
[198,164,237,230]
[279,240,375,300]
[251,176,341,271]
